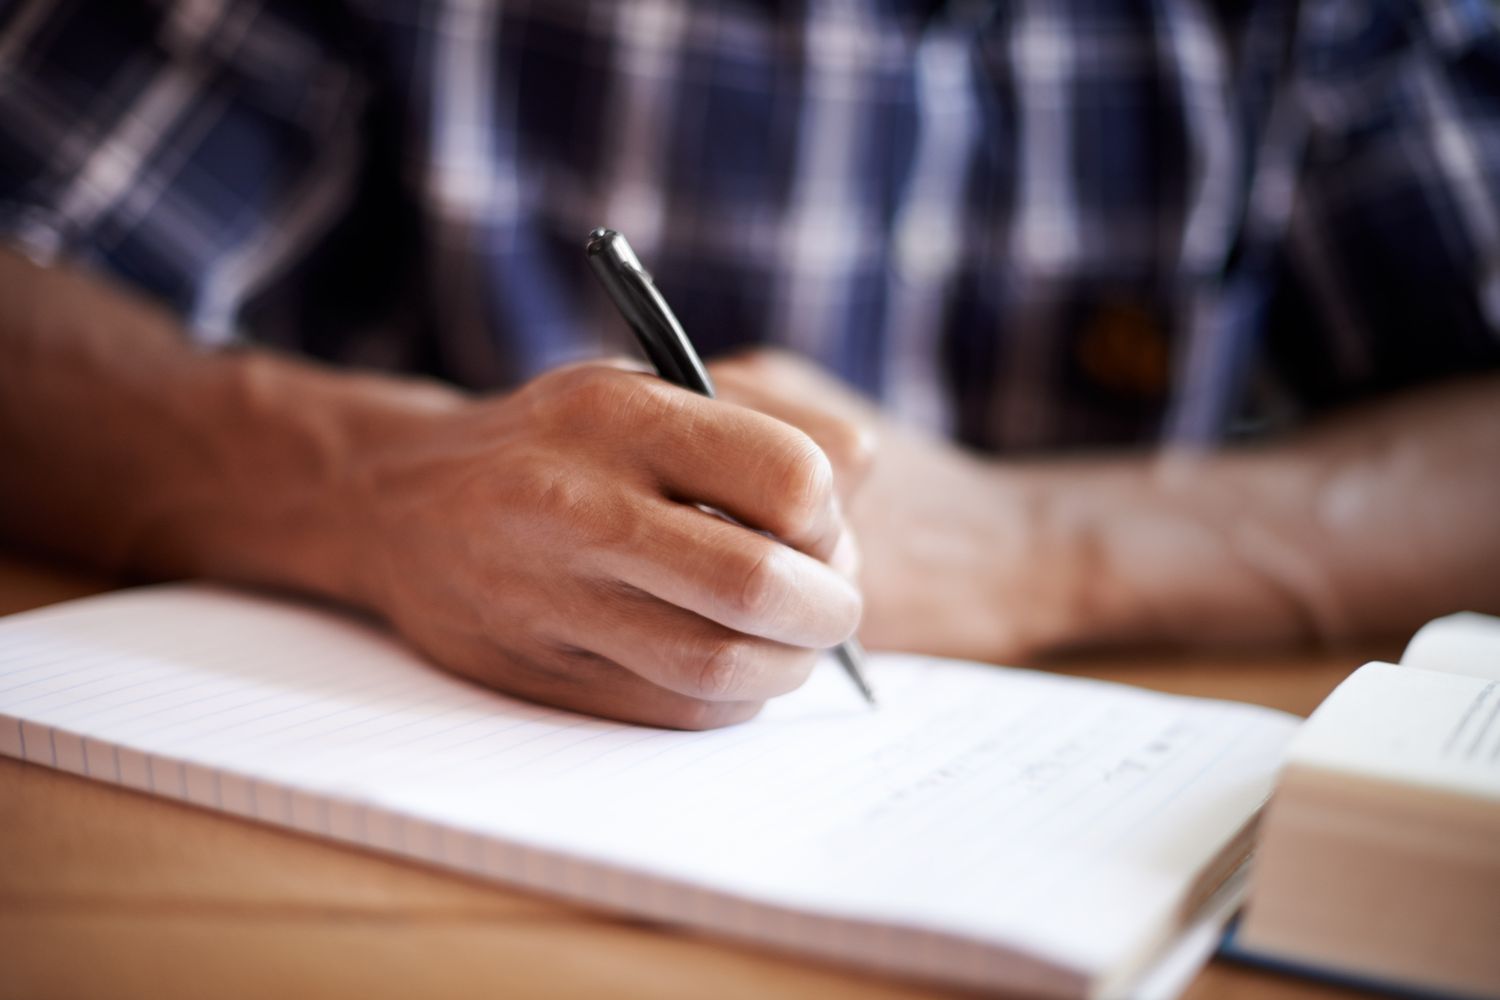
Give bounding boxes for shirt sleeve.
[1261,0,1500,411]
[0,0,369,343]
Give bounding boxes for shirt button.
[1075,300,1171,399]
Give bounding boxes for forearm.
[1042,376,1500,649]
[0,249,461,602]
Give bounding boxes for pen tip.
[832,639,876,707]
[849,670,877,706]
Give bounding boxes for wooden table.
[0,554,1386,1000]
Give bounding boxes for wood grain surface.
[0,553,1389,999]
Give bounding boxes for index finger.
[631,381,848,563]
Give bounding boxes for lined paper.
[0,585,1298,997]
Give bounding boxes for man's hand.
[0,253,867,729]
[349,364,863,728]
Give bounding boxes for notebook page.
[0,585,1297,993]
[1402,613,1500,681]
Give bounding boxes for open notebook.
[0,585,1298,998]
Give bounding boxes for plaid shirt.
[1,0,1497,452]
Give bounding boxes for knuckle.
[508,463,630,557]
[561,366,629,422]
[727,546,788,622]
[693,635,756,699]
[765,435,835,540]
[824,417,877,482]
[540,362,604,399]
[529,365,613,427]
[516,458,591,521]
[541,365,681,431]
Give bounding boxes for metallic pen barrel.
[833,637,876,705]
[586,227,876,706]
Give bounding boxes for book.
[0,583,1299,998]
[1234,613,1500,999]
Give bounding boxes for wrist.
[1020,459,1156,652]
[152,349,465,612]
[973,459,1136,657]
[1038,451,1310,651]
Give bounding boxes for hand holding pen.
[586,228,876,704]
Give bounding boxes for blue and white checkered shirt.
[1,0,1497,451]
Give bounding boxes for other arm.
[713,352,1500,661]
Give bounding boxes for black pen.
[585,227,876,706]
